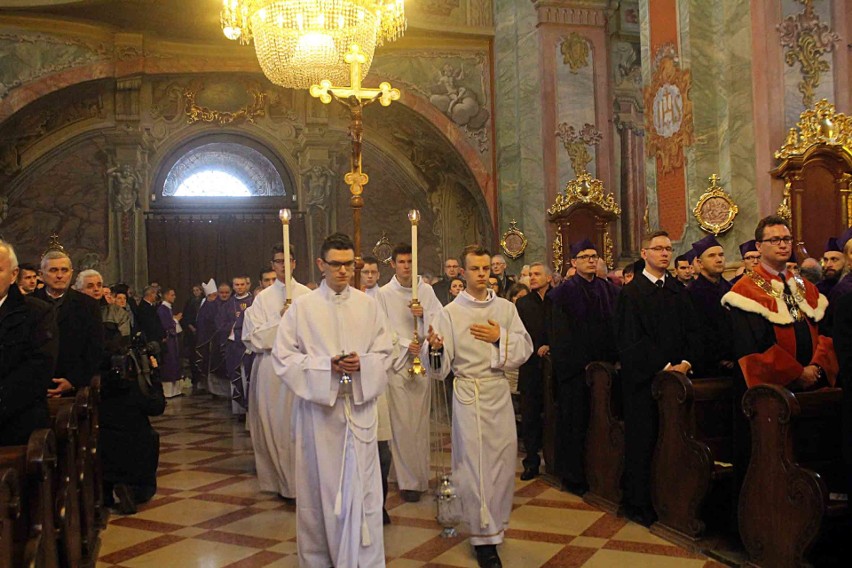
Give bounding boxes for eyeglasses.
[322,259,355,269]
[271,258,294,265]
[744,254,761,261]
[575,254,599,261]
[644,246,673,253]
[758,236,793,246]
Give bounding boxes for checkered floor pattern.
[96,395,723,567]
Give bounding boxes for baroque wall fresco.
[0,137,109,269]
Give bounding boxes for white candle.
[279,209,292,301]
[408,209,420,301]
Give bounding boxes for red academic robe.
[722,263,838,388]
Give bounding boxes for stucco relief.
[371,52,491,154]
[0,32,109,101]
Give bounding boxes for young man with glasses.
[722,215,837,390]
[731,240,760,285]
[614,230,701,526]
[548,239,619,495]
[242,244,311,502]
[272,233,393,567]
[360,255,382,298]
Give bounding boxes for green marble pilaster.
[494,0,546,267]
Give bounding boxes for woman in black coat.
[99,344,166,513]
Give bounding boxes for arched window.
[162,142,287,198]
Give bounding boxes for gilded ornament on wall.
[775,98,852,161]
[777,0,839,108]
[603,231,615,269]
[555,122,602,175]
[692,174,739,236]
[560,33,591,74]
[500,220,527,260]
[183,83,266,125]
[643,45,694,174]
[373,232,394,265]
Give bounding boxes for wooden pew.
[0,429,60,568]
[583,362,624,514]
[650,372,735,547]
[739,385,848,568]
[0,467,21,568]
[72,384,102,563]
[47,399,81,568]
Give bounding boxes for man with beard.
[687,236,735,377]
[548,240,618,494]
[819,237,847,296]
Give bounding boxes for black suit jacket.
[136,300,165,344]
[33,287,103,390]
[516,288,551,393]
[615,274,703,386]
[0,285,58,445]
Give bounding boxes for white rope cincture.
[453,377,490,529]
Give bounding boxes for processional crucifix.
[310,44,400,288]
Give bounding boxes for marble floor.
[96,395,723,568]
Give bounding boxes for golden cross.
[708,174,720,187]
[309,44,401,107]
[308,43,401,289]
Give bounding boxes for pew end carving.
[0,467,21,568]
[583,362,624,515]
[0,428,60,568]
[739,385,847,568]
[650,372,734,548]
[48,400,82,568]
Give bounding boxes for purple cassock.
[157,302,181,382]
[219,293,255,411]
[196,297,224,379]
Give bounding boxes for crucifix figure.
[310,44,401,288]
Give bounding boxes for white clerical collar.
[642,268,666,286]
[162,300,173,309]
[235,293,251,299]
[319,279,351,299]
[459,288,495,306]
[390,274,421,292]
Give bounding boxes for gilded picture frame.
[693,174,739,236]
[500,220,528,260]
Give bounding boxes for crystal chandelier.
[220,0,406,89]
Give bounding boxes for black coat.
[100,365,166,489]
[615,274,703,385]
[0,285,58,446]
[686,274,734,376]
[549,277,619,381]
[830,292,852,494]
[516,288,551,393]
[33,287,103,390]
[432,278,452,306]
[136,299,165,344]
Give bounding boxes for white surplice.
[364,286,392,443]
[377,276,442,492]
[241,278,311,497]
[425,290,533,546]
[272,281,393,568]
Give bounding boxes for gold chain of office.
[746,270,808,322]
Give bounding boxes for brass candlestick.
[408,298,426,376]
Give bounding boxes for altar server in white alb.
[273,233,393,567]
[378,243,442,502]
[426,244,533,568]
[241,243,310,500]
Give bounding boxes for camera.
[106,333,162,397]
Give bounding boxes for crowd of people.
[1,213,850,567]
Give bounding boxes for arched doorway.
[146,135,308,303]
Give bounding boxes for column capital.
[530,0,609,27]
